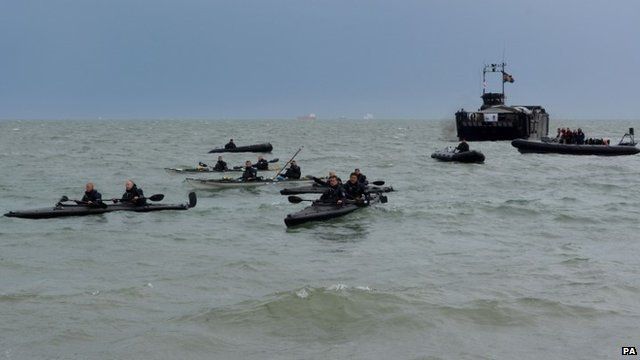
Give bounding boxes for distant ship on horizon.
[363,113,374,120]
[297,113,317,121]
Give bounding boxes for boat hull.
[511,139,640,156]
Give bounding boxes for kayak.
[511,139,640,156]
[185,176,313,189]
[280,184,394,195]
[4,193,197,219]
[208,143,273,153]
[431,149,485,163]
[284,194,386,227]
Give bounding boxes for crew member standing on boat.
[456,139,470,153]
[213,156,228,171]
[225,139,236,150]
[241,161,258,181]
[81,182,102,205]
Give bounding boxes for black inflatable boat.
[208,143,273,153]
[280,184,394,195]
[512,128,639,156]
[431,149,485,163]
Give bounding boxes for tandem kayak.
[431,149,485,163]
[4,193,197,219]
[208,143,273,153]
[511,139,640,156]
[280,184,394,195]
[185,176,313,189]
[284,194,387,227]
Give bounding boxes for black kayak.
[280,184,394,195]
[511,139,640,156]
[4,193,197,219]
[284,194,386,227]
[208,143,273,153]
[431,149,485,163]
[164,167,242,174]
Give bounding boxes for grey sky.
[0,0,638,119]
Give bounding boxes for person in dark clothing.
[281,160,301,179]
[114,180,146,205]
[81,182,102,205]
[313,171,341,186]
[354,168,368,185]
[255,156,269,170]
[456,139,470,152]
[213,156,228,171]
[241,161,258,181]
[319,176,346,204]
[576,128,585,145]
[224,139,236,150]
[343,173,368,200]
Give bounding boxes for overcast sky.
[0,0,638,120]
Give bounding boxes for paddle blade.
[233,166,242,170]
[380,195,388,203]
[148,194,164,202]
[59,196,69,202]
[188,192,197,208]
[269,158,279,163]
[287,196,304,204]
[372,180,385,186]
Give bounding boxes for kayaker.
[343,173,367,200]
[213,156,228,171]
[224,139,236,150]
[354,168,368,185]
[114,180,146,205]
[313,171,341,186]
[456,140,470,153]
[255,156,269,170]
[241,161,258,181]
[81,182,102,205]
[319,176,346,204]
[280,160,301,180]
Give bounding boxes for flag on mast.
[502,71,514,83]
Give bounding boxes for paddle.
[371,180,385,186]
[57,196,108,208]
[232,158,279,170]
[110,194,164,203]
[288,195,314,203]
[276,147,304,178]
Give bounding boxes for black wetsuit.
[343,180,367,200]
[320,184,346,203]
[224,142,236,150]
[356,173,368,185]
[81,189,102,203]
[255,159,269,170]
[213,160,228,171]
[456,142,470,152]
[283,164,301,179]
[121,185,146,205]
[242,166,258,181]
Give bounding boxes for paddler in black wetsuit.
[241,160,258,181]
[456,139,470,153]
[343,173,368,201]
[319,176,346,204]
[224,139,236,150]
[213,156,228,171]
[80,182,103,206]
[113,180,146,205]
[283,160,301,179]
[313,171,341,186]
[255,156,269,170]
[354,168,368,185]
